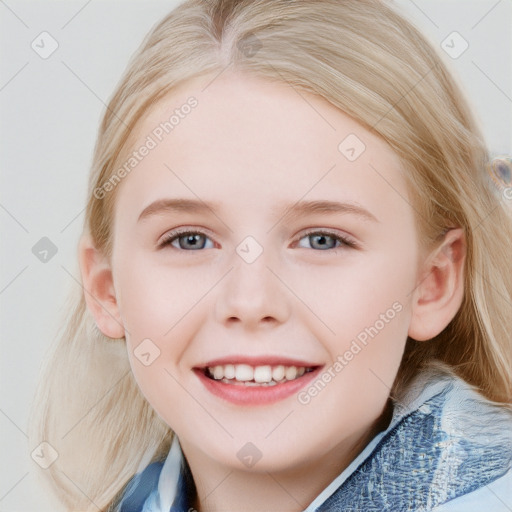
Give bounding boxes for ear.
[408,228,466,341]
[78,234,125,339]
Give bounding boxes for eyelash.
[157,228,358,252]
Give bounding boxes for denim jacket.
[118,362,512,511]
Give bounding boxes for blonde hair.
[28,0,512,510]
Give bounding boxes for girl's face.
[110,72,422,474]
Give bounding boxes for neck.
[181,401,393,512]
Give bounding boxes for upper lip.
[196,355,323,368]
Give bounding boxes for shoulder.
[317,363,512,512]
[118,461,164,512]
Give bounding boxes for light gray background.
[1,1,511,510]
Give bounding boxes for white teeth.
[253,365,272,383]
[212,365,224,380]
[235,364,253,381]
[224,364,235,380]
[206,363,313,385]
[272,365,285,382]
[285,366,297,380]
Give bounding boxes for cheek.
[292,249,415,418]
[125,350,198,433]
[290,248,416,347]
[114,254,213,408]
[114,250,210,340]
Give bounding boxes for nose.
[214,245,291,330]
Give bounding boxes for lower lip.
[194,367,323,405]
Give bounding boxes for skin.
[80,72,466,512]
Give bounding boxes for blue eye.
[297,231,356,250]
[159,230,215,250]
[158,229,357,251]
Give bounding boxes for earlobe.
[78,235,125,339]
[408,228,466,342]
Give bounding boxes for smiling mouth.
[202,363,317,386]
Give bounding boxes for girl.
[29,0,512,511]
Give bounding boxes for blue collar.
[119,436,195,512]
[119,362,512,511]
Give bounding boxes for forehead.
[113,72,411,226]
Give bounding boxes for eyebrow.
[137,198,378,223]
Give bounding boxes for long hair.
[28,0,512,510]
